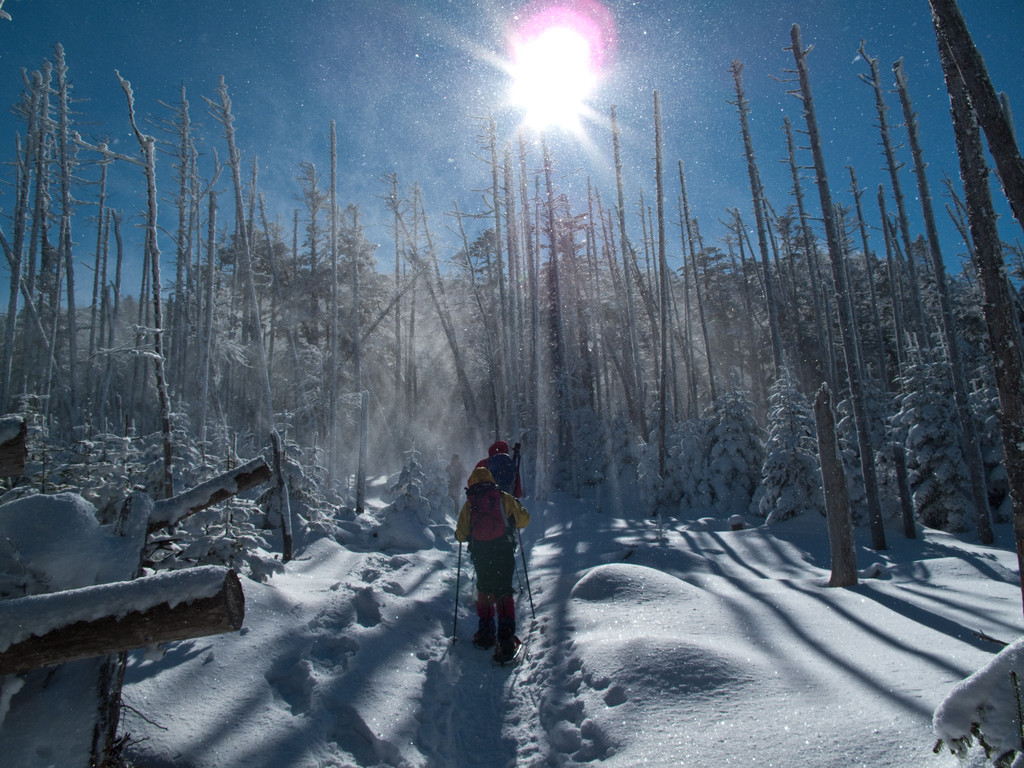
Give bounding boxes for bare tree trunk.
[206,77,275,438]
[676,189,698,416]
[393,191,478,419]
[88,157,110,411]
[859,42,932,350]
[504,149,524,438]
[1,75,40,411]
[611,106,648,438]
[790,25,887,550]
[654,92,670,479]
[815,385,859,587]
[936,12,1024,609]
[55,45,79,411]
[542,137,568,454]
[167,85,192,401]
[929,0,1024,237]
[488,116,510,430]
[117,71,174,498]
[732,60,785,378]
[894,59,993,545]
[329,121,339,484]
[198,191,216,448]
[878,187,918,539]
[387,173,403,422]
[848,167,889,384]
[679,161,716,406]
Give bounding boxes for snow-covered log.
[0,565,244,676]
[148,456,272,532]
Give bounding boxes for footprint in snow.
[352,586,382,627]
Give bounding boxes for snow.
[933,637,1024,762]
[2,487,1022,767]
[0,492,141,593]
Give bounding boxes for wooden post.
[271,431,293,562]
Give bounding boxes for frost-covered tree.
[971,383,1013,524]
[705,391,764,518]
[835,383,890,525]
[637,430,671,518]
[569,404,606,491]
[757,372,823,523]
[673,416,712,519]
[892,353,971,532]
[601,409,640,514]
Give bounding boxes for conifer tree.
[705,391,764,518]
[892,352,972,533]
[758,370,824,523]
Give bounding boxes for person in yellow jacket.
[455,466,530,662]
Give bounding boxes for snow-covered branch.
[148,456,272,532]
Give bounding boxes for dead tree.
[935,7,1024,614]
[611,106,648,438]
[929,0,1024,238]
[117,71,174,499]
[893,59,994,545]
[731,60,785,378]
[148,455,272,532]
[858,42,932,350]
[789,24,887,550]
[815,385,859,587]
[654,91,670,477]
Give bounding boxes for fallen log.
[149,456,272,532]
[0,565,244,676]
[0,415,27,479]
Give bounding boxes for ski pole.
[453,540,463,641]
[517,528,535,620]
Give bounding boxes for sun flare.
[511,26,596,131]
[508,2,614,133]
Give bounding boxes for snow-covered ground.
[111,489,1020,768]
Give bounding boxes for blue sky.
[0,0,1022,292]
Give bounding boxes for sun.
[508,2,614,133]
[511,25,596,132]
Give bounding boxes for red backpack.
[466,482,509,542]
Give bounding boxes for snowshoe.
[472,630,495,650]
[493,635,523,666]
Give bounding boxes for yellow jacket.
[455,467,530,542]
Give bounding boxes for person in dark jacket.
[474,440,523,498]
[455,466,529,662]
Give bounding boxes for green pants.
[469,536,516,597]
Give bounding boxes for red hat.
[488,440,509,457]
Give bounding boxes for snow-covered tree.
[757,372,823,523]
[704,391,764,518]
[892,353,971,533]
[971,383,1013,524]
[835,383,889,525]
[672,416,712,519]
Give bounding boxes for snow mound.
[934,636,1024,764]
[376,505,437,552]
[560,563,767,764]
[570,561,701,604]
[0,492,138,595]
